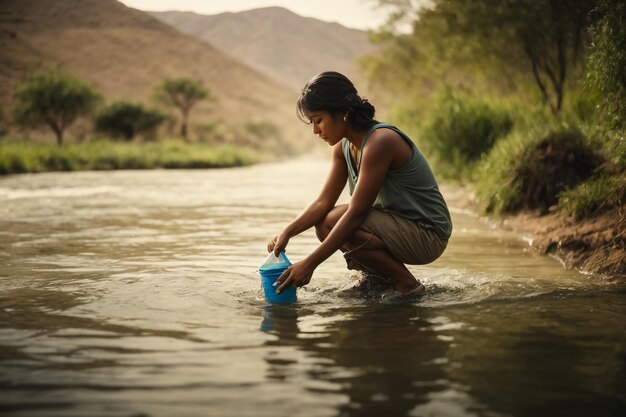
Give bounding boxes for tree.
[95,101,166,141]
[368,0,596,114]
[13,70,101,145]
[154,78,210,139]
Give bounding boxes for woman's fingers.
[273,267,293,294]
[272,234,290,256]
[267,236,278,253]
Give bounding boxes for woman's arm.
[269,144,348,255]
[275,132,397,292]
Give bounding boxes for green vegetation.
[474,125,602,214]
[0,140,253,175]
[154,77,210,140]
[586,0,626,128]
[2,71,267,173]
[13,70,101,145]
[366,0,625,219]
[416,89,513,179]
[95,101,166,141]
[559,174,626,219]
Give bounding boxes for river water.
[0,157,624,417]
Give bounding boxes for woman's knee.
[315,205,348,242]
[344,229,385,251]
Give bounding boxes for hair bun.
[297,72,377,130]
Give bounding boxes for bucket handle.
[279,251,291,266]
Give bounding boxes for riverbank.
[0,140,254,174]
[500,206,626,279]
[443,184,625,279]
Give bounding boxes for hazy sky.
[118,0,390,30]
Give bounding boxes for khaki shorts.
[358,209,448,265]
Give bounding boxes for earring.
[343,114,348,122]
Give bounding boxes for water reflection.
[260,303,479,416]
[441,290,626,417]
[259,285,626,417]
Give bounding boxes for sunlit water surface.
[1,157,624,417]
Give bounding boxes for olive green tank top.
[341,123,452,240]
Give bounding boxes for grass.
[472,127,533,214]
[558,173,626,219]
[0,139,254,175]
[473,122,605,215]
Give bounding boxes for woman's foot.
[338,272,394,298]
[381,281,426,301]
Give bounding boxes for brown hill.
[150,7,376,92]
[0,0,310,152]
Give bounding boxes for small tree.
[95,101,166,141]
[13,70,101,145]
[154,77,210,139]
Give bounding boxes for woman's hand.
[267,233,290,256]
[274,260,315,294]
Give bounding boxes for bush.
[586,0,626,128]
[95,101,166,141]
[418,89,513,180]
[600,128,626,171]
[558,174,626,219]
[475,126,604,214]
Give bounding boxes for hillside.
[150,7,376,92]
[0,0,309,153]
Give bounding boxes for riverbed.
[1,157,624,417]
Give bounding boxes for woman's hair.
[297,71,378,131]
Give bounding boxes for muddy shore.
[443,184,625,279]
[500,206,626,279]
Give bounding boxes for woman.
[269,72,452,298]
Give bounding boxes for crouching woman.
[268,71,452,298]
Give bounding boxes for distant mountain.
[0,0,308,152]
[150,7,376,92]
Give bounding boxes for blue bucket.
[259,253,296,304]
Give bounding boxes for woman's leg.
[315,205,420,293]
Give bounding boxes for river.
[1,157,624,417]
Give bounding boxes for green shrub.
[601,128,626,171]
[558,174,626,219]
[95,101,166,141]
[418,89,513,180]
[586,0,626,128]
[475,126,603,214]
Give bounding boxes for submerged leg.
[315,205,421,294]
[343,246,419,294]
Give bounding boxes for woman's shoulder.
[366,124,408,146]
[364,124,414,169]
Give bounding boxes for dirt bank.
[500,206,626,279]
[439,185,625,279]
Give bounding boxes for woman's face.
[305,110,346,146]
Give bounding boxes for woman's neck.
[344,127,368,148]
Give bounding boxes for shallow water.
[1,157,624,417]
